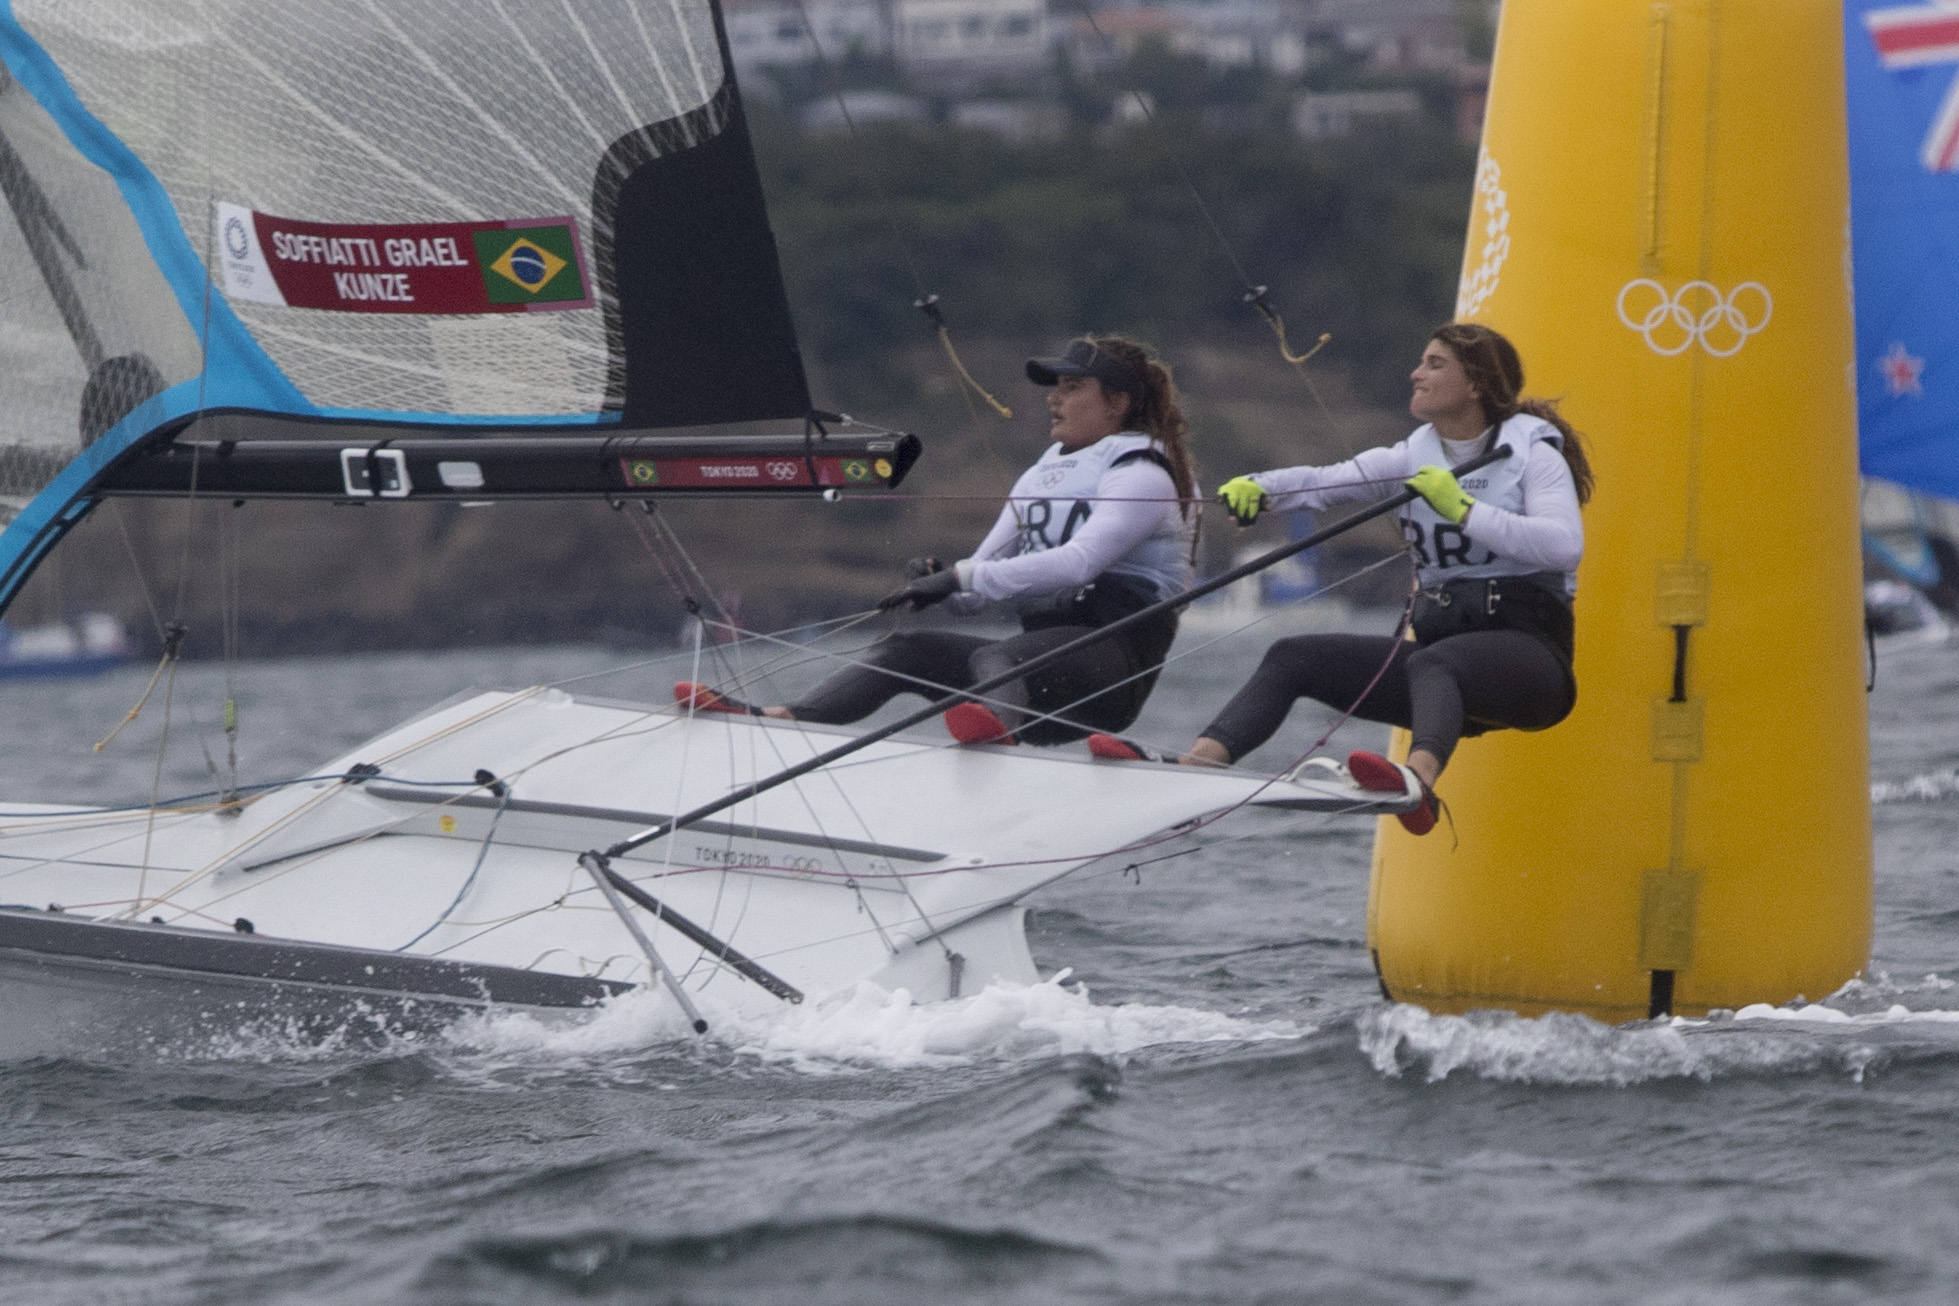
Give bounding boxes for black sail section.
[614,109,810,427]
[593,5,810,429]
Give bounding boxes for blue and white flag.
[1849,1,1959,498]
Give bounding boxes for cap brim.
[1025,357,1087,386]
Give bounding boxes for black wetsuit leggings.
[787,627,1145,746]
[1199,631,1576,767]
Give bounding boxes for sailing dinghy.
[0,0,1414,1052]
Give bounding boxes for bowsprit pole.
[580,852,711,1033]
[583,446,1511,873]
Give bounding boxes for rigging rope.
[108,503,166,645]
[685,544,1406,769]
[821,465,1416,506]
[783,0,1013,423]
[395,771,510,952]
[132,644,184,913]
[617,474,1418,784]
[218,502,242,806]
[653,526,914,968]
[916,295,1013,419]
[93,622,185,753]
[1076,2,1338,419]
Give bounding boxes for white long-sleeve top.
[948,432,1194,606]
[1252,416,1583,591]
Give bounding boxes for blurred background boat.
[0,611,128,679]
[1863,481,1959,648]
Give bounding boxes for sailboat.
[0,0,1414,1054]
[1861,480,1954,645]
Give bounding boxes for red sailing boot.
[1345,749,1438,836]
[943,703,1017,745]
[674,681,763,716]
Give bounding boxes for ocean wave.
[456,973,1307,1072]
[136,1001,452,1065]
[432,1213,1099,1299]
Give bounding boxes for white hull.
[0,688,1414,1050]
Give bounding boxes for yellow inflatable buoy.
[1367,0,1871,1020]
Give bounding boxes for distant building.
[1306,0,1479,72]
[1291,88,1422,138]
[725,0,891,73]
[1160,0,1309,72]
[1069,0,1309,77]
[727,0,1050,96]
[1065,3,1186,71]
[896,0,1047,90]
[730,0,1480,124]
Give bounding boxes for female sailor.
[1090,322,1593,835]
[677,334,1198,746]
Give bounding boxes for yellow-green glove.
[1217,476,1268,525]
[1406,465,1475,525]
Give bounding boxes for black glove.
[879,568,963,612]
[905,556,944,580]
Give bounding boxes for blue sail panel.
[1848,0,1959,499]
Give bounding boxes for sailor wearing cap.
[1090,322,1595,836]
[677,335,1198,746]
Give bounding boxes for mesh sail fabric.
[13,0,789,424]
[0,67,201,522]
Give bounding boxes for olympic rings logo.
[1615,279,1773,358]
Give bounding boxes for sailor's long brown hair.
[1082,334,1198,518]
[1430,322,1595,506]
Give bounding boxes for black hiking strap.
[1110,447,1174,475]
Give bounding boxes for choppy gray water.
[3,612,1959,1304]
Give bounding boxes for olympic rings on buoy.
[1615,279,1773,357]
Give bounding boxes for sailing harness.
[995,443,1187,715]
[1413,572,1575,665]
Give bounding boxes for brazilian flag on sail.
[473,225,587,306]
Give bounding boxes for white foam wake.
[1872,768,1959,803]
[1711,1001,1959,1028]
[457,973,1307,1071]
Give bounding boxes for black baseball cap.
[1026,339,1146,398]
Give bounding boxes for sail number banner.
[215,203,593,314]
